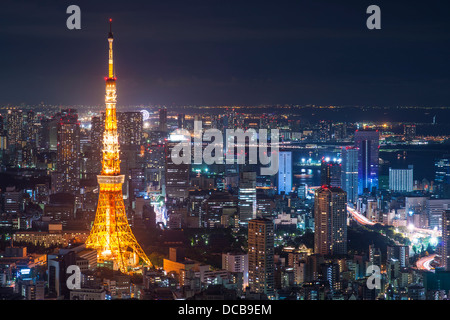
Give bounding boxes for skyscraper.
[435,156,450,198]
[3,187,23,215]
[354,130,379,194]
[332,122,347,140]
[0,114,4,134]
[6,109,23,166]
[369,244,382,268]
[239,171,257,226]
[320,159,341,187]
[159,108,167,133]
[24,110,39,147]
[321,262,340,292]
[47,250,77,299]
[387,245,409,268]
[116,111,144,200]
[6,109,23,148]
[314,185,347,256]
[117,112,143,146]
[90,116,104,176]
[248,218,274,297]
[427,199,450,231]
[435,156,450,184]
[165,133,190,201]
[389,165,413,193]
[42,117,58,151]
[317,120,332,142]
[278,151,292,195]
[442,210,450,271]
[53,109,80,194]
[341,146,358,205]
[222,251,249,289]
[177,113,186,129]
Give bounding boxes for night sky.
[1,0,450,107]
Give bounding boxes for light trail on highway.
[416,254,436,272]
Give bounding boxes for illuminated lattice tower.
[85,20,152,273]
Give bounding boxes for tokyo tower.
[85,20,152,273]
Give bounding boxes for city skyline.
[1,0,450,305]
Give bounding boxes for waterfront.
[290,143,450,188]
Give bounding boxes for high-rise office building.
[320,159,341,187]
[177,113,186,129]
[165,133,190,200]
[317,120,332,142]
[53,109,80,194]
[297,183,308,200]
[204,191,238,228]
[159,108,167,132]
[0,114,4,134]
[427,199,450,231]
[239,171,257,226]
[47,250,77,299]
[314,186,347,256]
[369,244,382,267]
[442,210,450,271]
[256,193,276,218]
[354,130,379,194]
[222,251,249,289]
[6,109,23,166]
[21,280,45,300]
[6,109,23,148]
[321,262,340,292]
[49,118,59,151]
[115,112,144,200]
[332,123,347,140]
[341,146,358,205]
[90,115,104,163]
[435,156,450,184]
[0,134,7,163]
[24,110,40,148]
[387,245,409,268]
[128,168,146,202]
[248,218,274,297]
[389,165,414,193]
[91,116,104,147]
[40,117,58,151]
[435,156,450,198]
[405,196,428,229]
[3,187,23,215]
[278,151,292,195]
[117,112,143,146]
[146,141,165,190]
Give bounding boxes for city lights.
[0,1,450,307]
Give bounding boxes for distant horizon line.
[1,104,450,110]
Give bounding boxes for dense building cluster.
[0,104,450,300]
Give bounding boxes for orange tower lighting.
[85,20,152,273]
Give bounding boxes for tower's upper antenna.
[108,19,114,78]
[108,18,113,39]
